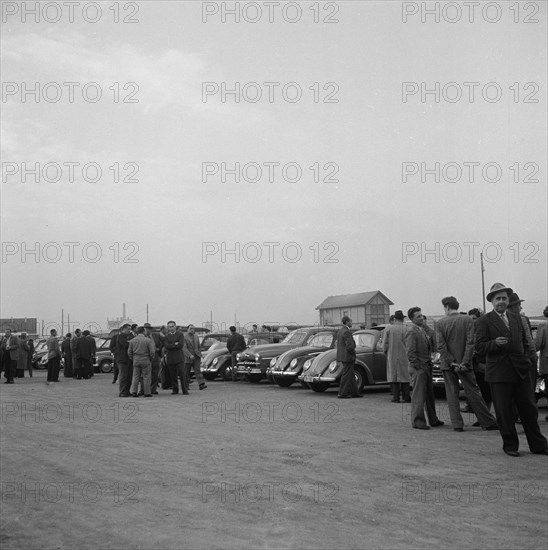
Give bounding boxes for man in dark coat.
[61,333,73,377]
[226,326,246,382]
[336,316,361,399]
[109,332,119,384]
[164,321,187,394]
[3,329,19,384]
[115,324,133,397]
[475,282,548,457]
[76,330,96,380]
[46,329,62,384]
[71,329,81,379]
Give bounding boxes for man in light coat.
[183,324,207,391]
[383,310,410,403]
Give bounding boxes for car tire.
[100,360,113,373]
[222,366,234,381]
[247,374,262,384]
[309,382,329,393]
[354,367,365,393]
[203,371,216,381]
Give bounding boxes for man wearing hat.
[475,283,548,457]
[507,293,537,393]
[383,310,411,403]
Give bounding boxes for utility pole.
[146,304,149,323]
[480,252,486,314]
[61,309,64,335]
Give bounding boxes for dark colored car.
[300,329,388,393]
[268,329,346,387]
[201,332,283,381]
[92,337,115,373]
[236,327,340,383]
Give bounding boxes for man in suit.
[337,316,361,399]
[226,326,246,382]
[116,324,133,397]
[46,329,62,384]
[405,307,443,429]
[475,282,548,457]
[70,329,81,379]
[2,329,19,384]
[164,321,187,394]
[76,330,96,380]
[144,323,162,395]
[436,296,497,432]
[184,324,207,391]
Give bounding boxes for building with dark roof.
[316,291,393,327]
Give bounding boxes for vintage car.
[268,329,346,387]
[203,332,284,381]
[236,327,341,383]
[300,329,388,393]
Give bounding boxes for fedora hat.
[394,310,406,320]
[508,293,524,307]
[486,282,513,302]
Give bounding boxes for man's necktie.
[500,314,509,328]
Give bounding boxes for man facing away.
[3,329,19,384]
[436,296,497,432]
[75,330,96,380]
[226,326,246,382]
[128,327,155,397]
[383,310,410,403]
[164,321,187,394]
[405,307,443,430]
[46,329,62,384]
[475,283,548,457]
[70,329,81,379]
[337,316,361,399]
[184,324,207,391]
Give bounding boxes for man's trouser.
[131,360,151,395]
[442,368,497,429]
[409,365,440,427]
[47,356,61,382]
[339,361,358,397]
[118,362,133,395]
[168,362,186,393]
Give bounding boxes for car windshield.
[306,332,334,348]
[201,337,221,350]
[353,333,376,349]
[282,330,307,345]
[94,338,107,348]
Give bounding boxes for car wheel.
[247,374,262,384]
[309,382,329,393]
[354,367,365,392]
[203,371,216,381]
[275,378,293,388]
[100,359,113,373]
[223,366,234,381]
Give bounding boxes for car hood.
[240,343,292,357]
[203,347,229,366]
[304,346,374,376]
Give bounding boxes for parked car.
[236,327,339,383]
[300,329,388,393]
[202,332,283,381]
[92,337,115,373]
[268,329,346,387]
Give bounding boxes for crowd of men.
[377,282,548,457]
[2,282,547,457]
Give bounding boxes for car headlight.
[254,354,260,361]
[303,359,312,371]
[212,358,218,366]
[290,359,298,368]
[329,360,338,373]
[236,353,241,360]
[270,358,277,367]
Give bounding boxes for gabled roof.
[316,291,393,310]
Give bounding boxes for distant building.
[107,317,135,331]
[0,317,38,334]
[316,291,393,327]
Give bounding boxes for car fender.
[354,360,373,385]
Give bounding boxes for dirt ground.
[1,370,547,550]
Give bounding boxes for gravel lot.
[1,371,547,550]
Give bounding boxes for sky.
[1,0,546,333]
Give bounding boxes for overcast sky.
[1,0,546,332]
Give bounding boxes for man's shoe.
[352,394,363,398]
[131,393,139,398]
[152,390,158,395]
[454,427,464,432]
[171,391,179,395]
[199,383,207,390]
[431,421,444,427]
[484,425,499,431]
[183,391,189,395]
[144,394,152,398]
[119,393,130,397]
[504,450,520,457]
[472,421,480,427]
[532,449,548,455]
[337,395,351,399]
[413,425,430,430]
